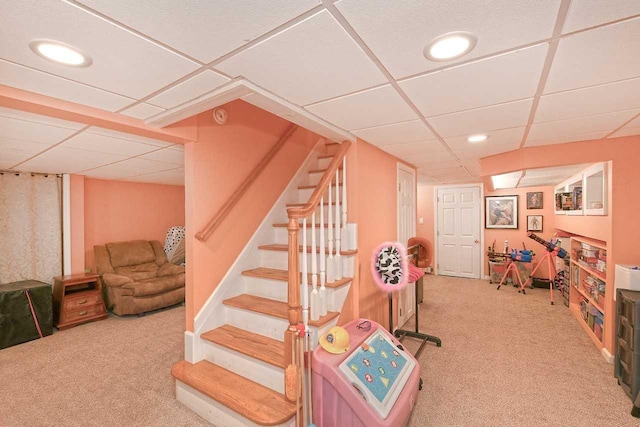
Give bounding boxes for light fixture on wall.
[29,39,92,67]
[424,31,477,62]
[467,134,488,143]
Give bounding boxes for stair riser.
[273,225,348,246]
[176,382,294,427]
[244,276,341,309]
[319,156,336,169]
[260,250,355,277]
[296,184,343,204]
[308,171,344,186]
[226,306,290,342]
[201,340,284,394]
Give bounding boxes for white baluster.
[335,169,342,281]
[301,217,309,328]
[310,212,319,321]
[342,157,348,252]
[326,180,334,284]
[319,196,327,317]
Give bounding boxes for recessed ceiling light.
[467,134,488,143]
[424,31,477,62]
[29,39,92,67]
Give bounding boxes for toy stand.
[525,250,557,305]
[496,259,526,293]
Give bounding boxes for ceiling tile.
[525,131,609,147]
[305,85,417,130]
[609,126,640,139]
[0,150,34,166]
[0,115,78,144]
[86,127,172,148]
[0,137,51,155]
[77,0,321,63]
[545,18,640,93]
[83,157,180,177]
[428,99,533,138]
[336,0,560,78]
[409,151,458,165]
[380,140,447,158]
[120,103,166,120]
[62,131,160,156]
[139,147,184,165]
[444,126,525,151]
[15,146,126,174]
[563,0,640,33]
[400,45,547,117]
[125,168,185,186]
[216,10,387,105]
[147,70,230,109]
[461,160,481,175]
[0,60,134,111]
[415,160,462,171]
[536,77,640,123]
[0,107,84,130]
[0,161,16,169]
[352,120,436,146]
[0,0,199,99]
[453,142,521,160]
[528,109,640,141]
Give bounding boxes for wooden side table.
[53,273,108,330]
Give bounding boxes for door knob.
[474,239,480,244]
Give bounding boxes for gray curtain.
[0,173,62,285]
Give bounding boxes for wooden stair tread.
[223,294,339,327]
[273,222,329,228]
[242,267,353,289]
[286,201,338,207]
[201,325,285,368]
[258,244,357,256]
[171,360,295,426]
[297,182,342,190]
[308,167,343,174]
[318,154,334,159]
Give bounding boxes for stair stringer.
[187,139,324,362]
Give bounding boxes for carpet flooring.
[1,276,637,426]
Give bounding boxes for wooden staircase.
[172,141,356,426]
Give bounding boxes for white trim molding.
[62,174,72,276]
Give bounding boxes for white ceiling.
[493,163,590,189]
[1,0,639,185]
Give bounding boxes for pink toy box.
[312,318,421,427]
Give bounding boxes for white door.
[436,186,481,278]
[397,165,415,327]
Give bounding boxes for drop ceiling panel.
[139,148,184,165]
[563,0,640,33]
[0,138,51,156]
[125,168,184,186]
[428,99,533,138]
[15,146,126,174]
[525,131,609,147]
[545,19,640,94]
[86,127,173,148]
[461,160,481,176]
[77,0,321,63]
[528,109,640,141]
[380,140,447,158]
[120,103,166,120]
[536,77,640,124]
[609,126,640,139]
[336,0,560,78]
[415,160,462,171]
[352,120,436,146]
[0,150,33,166]
[147,71,230,109]
[0,60,134,111]
[0,107,84,130]
[444,126,525,151]
[83,157,180,177]
[306,85,417,131]
[408,151,458,165]
[61,131,160,156]
[400,45,547,117]
[453,142,521,160]
[216,10,387,105]
[0,0,199,99]
[0,116,78,145]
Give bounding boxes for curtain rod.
[0,170,62,178]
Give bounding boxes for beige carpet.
[1,277,637,426]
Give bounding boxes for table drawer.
[64,292,102,311]
[61,304,105,323]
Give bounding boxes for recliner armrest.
[157,263,186,277]
[102,273,134,288]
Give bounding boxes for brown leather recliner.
[94,240,185,315]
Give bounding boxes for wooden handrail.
[195,124,298,241]
[287,140,351,220]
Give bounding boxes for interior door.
[436,186,481,278]
[397,166,415,326]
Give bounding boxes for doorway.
[397,164,416,326]
[435,185,482,279]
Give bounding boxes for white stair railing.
[334,169,342,281]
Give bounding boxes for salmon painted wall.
[83,178,185,271]
[337,139,416,329]
[416,184,435,269]
[185,100,321,331]
[69,174,85,274]
[483,186,556,278]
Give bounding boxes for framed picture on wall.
[526,191,543,209]
[527,215,543,232]
[485,195,518,229]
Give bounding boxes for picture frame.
[526,191,543,209]
[485,195,518,229]
[527,215,543,232]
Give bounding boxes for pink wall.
[69,174,85,274]
[416,184,435,269]
[185,100,321,331]
[83,178,185,271]
[483,186,556,278]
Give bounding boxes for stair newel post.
[334,169,342,281]
[319,196,327,317]
[284,217,300,401]
[310,212,319,321]
[301,218,309,328]
[326,180,334,284]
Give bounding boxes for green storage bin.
[0,280,53,349]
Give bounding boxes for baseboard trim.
[602,347,614,364]
[184,331,198,363]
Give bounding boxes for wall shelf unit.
[554,162,607,216]
[569,236,608,352]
